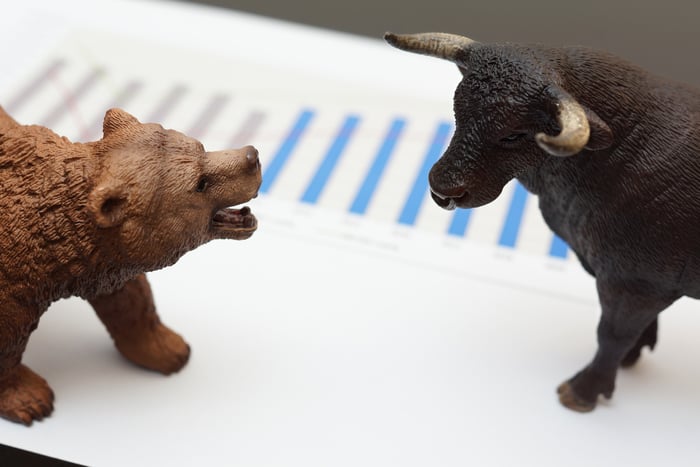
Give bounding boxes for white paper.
[1,1,699,466]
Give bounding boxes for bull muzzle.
[428,166,470,211]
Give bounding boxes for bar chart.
[1,32,570,263]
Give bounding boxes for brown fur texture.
[0,107,261,425]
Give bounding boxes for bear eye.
[196,176,209,193]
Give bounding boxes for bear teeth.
[212,207,256,230]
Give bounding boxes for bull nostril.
[430,190,455,210]
[430,188,468,211]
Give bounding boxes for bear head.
[87,108,261,270]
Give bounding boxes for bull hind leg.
[620,318,658,367]
[557,281,676,412]
[88,273,190,375]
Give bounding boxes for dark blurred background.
[180,0,700,86]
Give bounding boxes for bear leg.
[89,273,190,375]
[0,310,54,425]
[0,364,54,425]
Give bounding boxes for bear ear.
[103,108,140,138]
[88,184,129,228]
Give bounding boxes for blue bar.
[260,109,315,194]
[549,234,569,258]
[448,209,473,237]
[398,121,453,226]
[349,118,406,215]
[301,115,360,204]
[498,181,529,248]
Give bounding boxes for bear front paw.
[0,364,55,425]
[114,323,190,375]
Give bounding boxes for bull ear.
[103,108,140,138]
[583,107,613,151]
[537,86,612,156]
[88,183,128,228]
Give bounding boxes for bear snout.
[204,146,262,205]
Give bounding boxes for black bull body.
[385,32,700,412]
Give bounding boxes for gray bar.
[229,110,266,148]
[39,68,104,128]
[80,80,143,141]
[187,93,230,140]
[146,84,188,123]
[5,59,66,114]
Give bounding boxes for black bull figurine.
[385,32,700,412]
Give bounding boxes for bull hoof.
[0,365,55,425]
[114,323,190,375]
[557,381,597,413]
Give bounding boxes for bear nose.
[245,145,260,172]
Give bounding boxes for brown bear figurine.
[0,106,262,425]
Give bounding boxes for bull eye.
[196,176,209,193]
[500,132,528,144]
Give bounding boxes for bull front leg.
[88,273,190,375]
[557,280,676,412]
[0,302,54,425]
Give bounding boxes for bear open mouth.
[212,206,257,240]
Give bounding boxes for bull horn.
[535,91,590,157]
[384,32,477,64]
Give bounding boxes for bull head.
[384,32,612,210]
